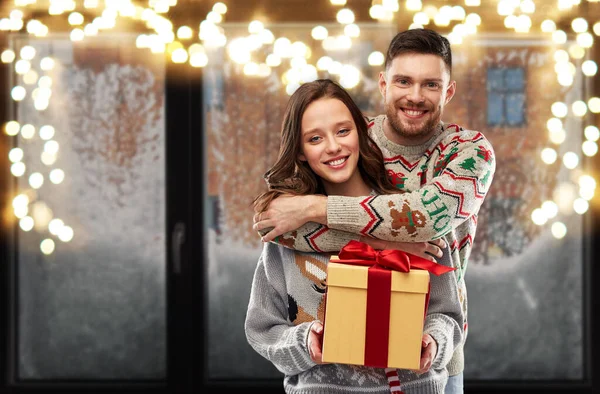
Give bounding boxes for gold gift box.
[321,260,430,370]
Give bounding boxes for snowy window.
[486,67,526,127]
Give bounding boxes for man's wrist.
[308,195,328,225]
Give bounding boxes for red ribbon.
[330,240,455,368]
[333,240,456,276]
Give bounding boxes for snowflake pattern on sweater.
[266,115,496,377]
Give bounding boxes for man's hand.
[411,333,437,374]
[253,194,327,242]
[359,236,446,262]
[307,321,325,364]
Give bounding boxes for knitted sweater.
[268,115,496,376]
[245,241,464,394]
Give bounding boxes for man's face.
[379,52,456,145]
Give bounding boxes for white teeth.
[327,157,347,166]
[405,110,424,116]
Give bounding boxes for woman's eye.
[338,128,350,135]
[308,136,321,143]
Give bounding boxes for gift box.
[320,240,454,370]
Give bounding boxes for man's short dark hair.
[384,28,452,76]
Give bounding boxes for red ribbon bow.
[334,240,456,276]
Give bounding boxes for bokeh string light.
[1,0,599,253]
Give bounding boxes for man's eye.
[427,82,440,88]
[396,79,409,85]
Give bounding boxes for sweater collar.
[372,115,445,157]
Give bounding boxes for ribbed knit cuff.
[425,328,450,370]
[296,322,318,371]
[326,195,364,232]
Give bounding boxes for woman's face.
[298,97,364,195]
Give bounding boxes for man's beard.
[385,101,441,142]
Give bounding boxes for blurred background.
[1,1,599,393]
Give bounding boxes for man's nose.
[407,85,425,103]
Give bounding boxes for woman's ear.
[298,153,307,161]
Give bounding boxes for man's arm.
[255,132,495,244]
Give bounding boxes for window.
[487,67,526,127]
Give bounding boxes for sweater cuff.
[297,322,318,369]
[424,327,452,370]
[326,196,364,232]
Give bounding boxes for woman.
[245,79,463,394]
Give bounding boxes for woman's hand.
[307,321,325,364]
[359,236,447,263]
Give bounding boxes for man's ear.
[445,80,456,105]
[298,153,306,161]
[378,71,387,98]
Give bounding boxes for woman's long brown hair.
[253,79,398,214]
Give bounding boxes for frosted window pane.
[12,36,166,380]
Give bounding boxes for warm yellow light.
[531,208,547,225]
[571,17,588,33]
[577,32,594,48]
[582,60,597,76]
[49,169,65,184]
[541,147,557,164]
[266,54,281,67]
[582,140,598,156]
[10,162,25,177]
[553,49,569,63]
[248,21,264,34]
[11,86,26,101]
[1,49,16,63]
[177,26,193,40]
[594,22,600,36]
[212,2,227,14]
[585,125,600,141]
[336,8,355,24]
[330,0,347,5]
[552,30,567,44]
[44,140,59,155]
[48,218,64,235]
[541,20,556,33]
[20,124,35,139]
[573,198,589,214]
[563,152,579,169]
[548,128,565,146]
[316,56,333,71]
[344,24,360,38]
[578,174,597,191]
[568,44,585,59]
[580,187,595,201]
[551,102,568,118]
[68,12,84,25]
[339,64,361,89]
[58,226,74,242]
[5,121,20,136]
[465,13,481,26]
[572,100,587,117]
[589,97,600,113]
[368,51,384,66]
[465,0,481,5]
[39,125,55,140]
[546,117,563,133]
[40,238,55,255]
[40,57,55,70]
[15,59,31,74]
[171,48,188,63]
[551,222,567,239]
[70,28,85,41]
[541,200,558,219]
[243,62,259,76]
[19,216,34,231]
[23,69,38,85]
[406,0,423,12]
[520,0,535,13]
[8,147,23,163]
[189,52,208,67]
[29,172,44,189]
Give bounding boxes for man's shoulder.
[439,122,494,150]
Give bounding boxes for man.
[253,28,496,393]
